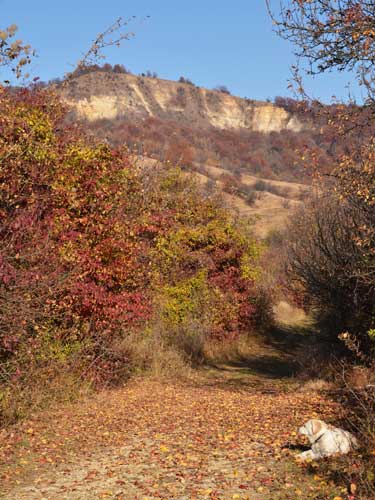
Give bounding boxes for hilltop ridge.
[61,71,305,133]
[58,69,317,237]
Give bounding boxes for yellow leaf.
[160,445,169,453]
[350,483,357,494]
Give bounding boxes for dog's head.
[298,419,328,443]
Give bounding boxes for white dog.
[298,419,359,460]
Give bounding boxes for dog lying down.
[298,419,359,460]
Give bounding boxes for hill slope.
[59,69,320,236]
[61,71,304,133]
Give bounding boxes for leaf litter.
[0,362,346,499]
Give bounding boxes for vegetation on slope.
[55,64,375,189]
[0,84,272,424]
[269,1,375,496]
[1,11,375,497]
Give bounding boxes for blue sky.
[3,0,361,102]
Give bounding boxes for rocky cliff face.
[61,72,304,133]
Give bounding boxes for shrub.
[214,85,231,95]
[69,63,131,79]
[284,190,375,352]
[254,179,269,191]
[145,70,158,78]
[178,76,195,86]
[86,110,347,183]
[240,184,258,205]
[220,173,241,195]
[0,86,162,413]
[0,87,273,422]
[151,184,273,341]
[309,362,375,500]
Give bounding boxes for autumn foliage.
[269,2,375,495]
[270,0,375,356]
[88,114,325,182]
[0,85,270,422]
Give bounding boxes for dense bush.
[0,86,271,423]
[68,63,131,80]
[88,115,324,182]
[178,76,195,86]
[284,151,375,354]
[0,86,156,391]
[153,211,271,340]
[270,2,375,496]
[93,103,372,185]
[214,85,231,95]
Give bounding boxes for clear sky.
[3,0,361,102]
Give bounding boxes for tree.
[0,24,34,82]
[214,85,231,95]
[284,192,373,344]
[267,0,375,352]
[266,0,375,100]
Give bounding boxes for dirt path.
[0,340,345,500]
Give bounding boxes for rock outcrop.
[61,72,304,133]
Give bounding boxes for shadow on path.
[214,352,299,379]
[195,320,321,393]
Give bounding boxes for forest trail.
[0,322,345,500]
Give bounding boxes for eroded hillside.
[59,70,317,237]
[61,72,304,133]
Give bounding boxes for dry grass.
[0,363,91,426]
[194,164,306,238]
[113,330,192,380]
[296,379,335,392]
[203,334,264,364]
[133,155,306,239]
[273,301,308,326]
[307,364,375,500]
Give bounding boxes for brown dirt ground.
[0,336,348,500]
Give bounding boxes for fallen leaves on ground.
[0,371,346,499]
